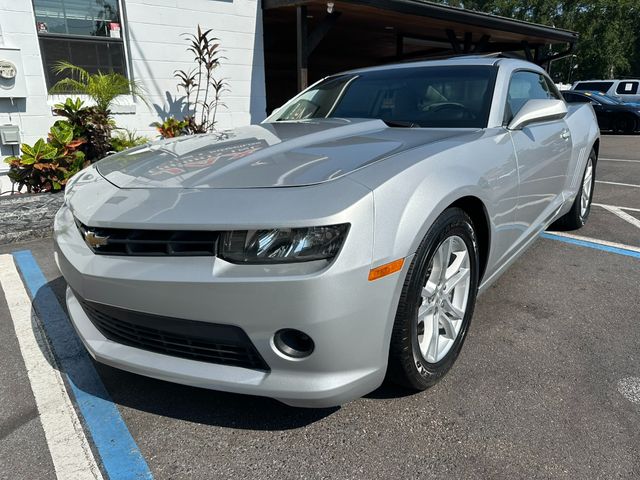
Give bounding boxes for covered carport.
[262,0,578,112]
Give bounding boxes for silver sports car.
[54,57,599,407]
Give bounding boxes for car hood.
[96,119,475,189]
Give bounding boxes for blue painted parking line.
[12,250,153,480]
[541,233,640,259]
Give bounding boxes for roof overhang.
[263,0,577,56]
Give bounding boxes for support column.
[296,6,308,91]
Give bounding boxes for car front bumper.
[54,202,410,408]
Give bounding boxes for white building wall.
[0,0,266,172]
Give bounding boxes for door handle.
[561,129,571,140]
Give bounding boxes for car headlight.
[219,224,349,264]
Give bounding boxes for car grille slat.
[76,293,269,371]
[75,221,218,256]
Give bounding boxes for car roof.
[340,56,544,75]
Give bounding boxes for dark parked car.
[562,90,640,134]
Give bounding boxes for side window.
[616,81,639,95]
[505,71,556,123]
[574,81,614,92]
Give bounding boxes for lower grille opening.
[76,293,269,371]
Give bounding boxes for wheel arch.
[447,196,491,283]
[592,138,600,159]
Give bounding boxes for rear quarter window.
[574,81,614,92]
[616,81,639,95]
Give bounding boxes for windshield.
[267,65,498,129]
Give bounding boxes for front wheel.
[387,208,479,390]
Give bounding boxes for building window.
[32,0,127,88]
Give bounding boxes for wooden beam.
[445,29,460,53]
[463,31,472,53]
[296,6,308,91]
[308,11,342,55]
[396,33,404,59]
[472,34,491,53]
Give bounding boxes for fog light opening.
[274,329,315,359]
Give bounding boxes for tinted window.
[269,66,498,128]
[562,92,592,104]
[32,0,127,88]
[616,81,639,95]
[33,0,121,37]
[574,81,614,92]
[505,71,557,122]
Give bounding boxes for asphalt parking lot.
[1,135,639,480]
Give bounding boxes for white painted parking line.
[598,204,640,230]
[599,157,640,164]
[543,231,640,254]
[595,180,640,189]
[0,255,104,480]
[593,203,640,213]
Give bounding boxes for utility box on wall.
[0,47,27,98]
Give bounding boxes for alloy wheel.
[580,157,594,219]
[416,235,471,364]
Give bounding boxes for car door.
[507,70,573,238]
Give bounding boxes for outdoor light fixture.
[327,2,334,13]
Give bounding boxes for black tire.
[387,207,480,390]
[614,115,636,135]
[550,148,597,231]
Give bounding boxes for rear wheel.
[614,115,636,134]
[387,208,479,390]
[551,148,596,231]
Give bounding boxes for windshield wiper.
[383,120,420,128]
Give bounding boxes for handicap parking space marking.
[599,157,640,164]
[4,250,153,480]
[593,203,640,214]
[596,204,640,230]
[595,180,640,189]
[0,254,103,480]
[541,232,640,259]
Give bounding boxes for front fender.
[350,128,519,280]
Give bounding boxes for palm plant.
[49,61,146,114]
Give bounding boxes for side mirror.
[507,99,568,130]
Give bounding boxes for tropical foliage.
[49,61,146,113]
[52,98,115,161]
[155,25,228,138]
[4,122,86,193]
[436,1,640,81]
[111,129,150,152]
[151,117,190,138]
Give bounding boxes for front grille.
[77,294,269,371]
[75,221,218,256]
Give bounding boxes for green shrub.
[111,129,150,152]
[52,98,115,162]
[151,117,190,139]
[5,122,86,193]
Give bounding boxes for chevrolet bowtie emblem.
[83,230,109,249]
